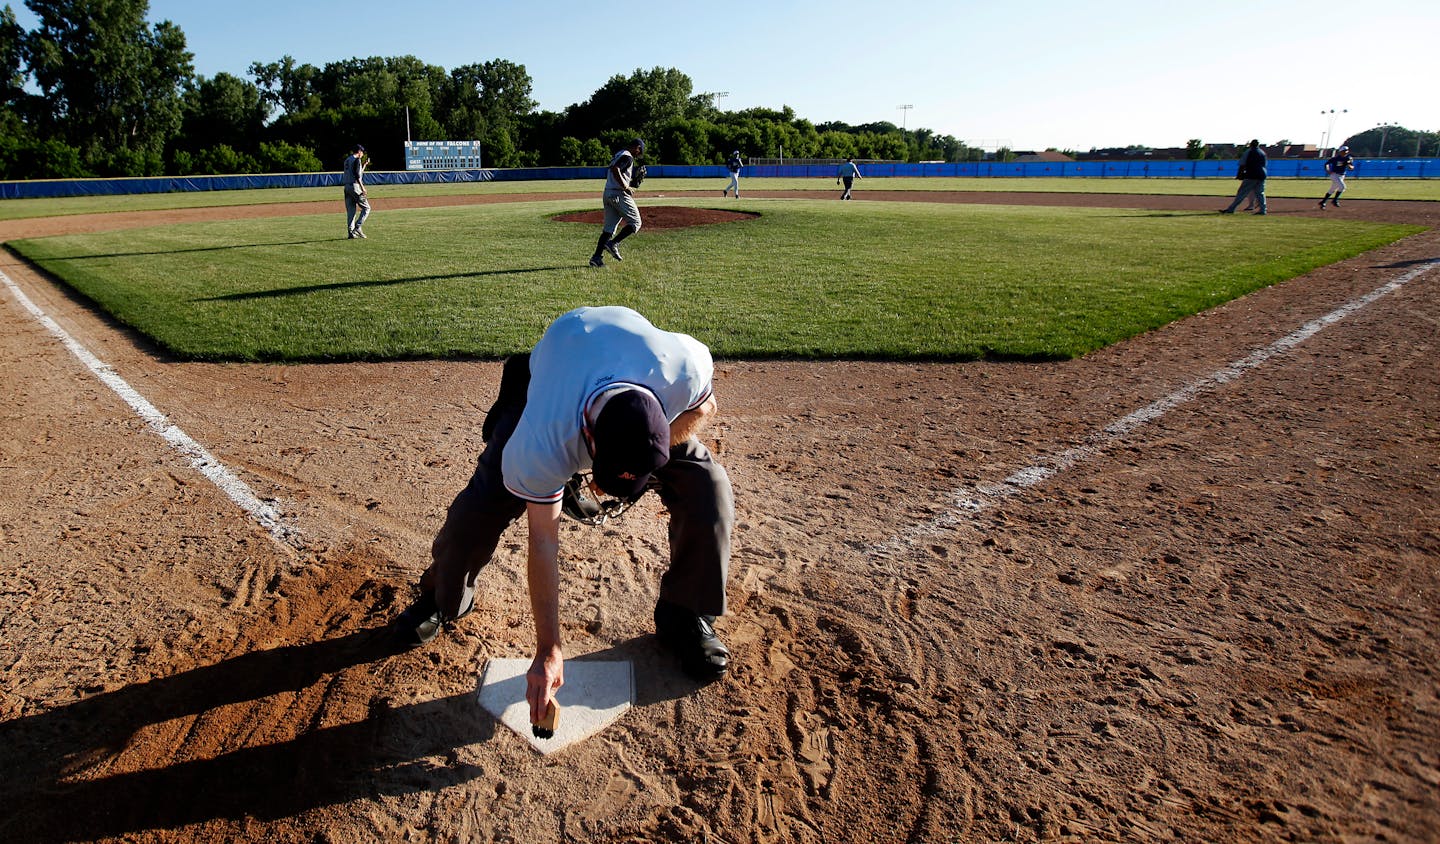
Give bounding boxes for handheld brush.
[532,699,559,739]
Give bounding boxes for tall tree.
[445,59,535,134]
[250,55,319,117]
[1,4,25,107]
[443,59,535,166]
[263,54,447,169]
[175,72,269,155]
[570,66,696,142]
[22,0,193,175]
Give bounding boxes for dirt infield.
[1,190,1437,843]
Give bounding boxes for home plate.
[478,658,634,754]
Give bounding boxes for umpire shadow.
[0,628,493,842]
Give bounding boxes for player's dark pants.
[421,357,734,623]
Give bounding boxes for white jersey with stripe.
[501,306,714,503]
[604,149,635,195]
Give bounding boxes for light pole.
[897,104,913,131]
[1320,108,1346,156]
[1375,122,1393,157]
[713,91,729,110]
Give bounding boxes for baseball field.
[1,181,1437,842]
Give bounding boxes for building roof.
[1013,150,1075,163]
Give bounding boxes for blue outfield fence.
[2,158,1437,200]
[737,158,1440,180]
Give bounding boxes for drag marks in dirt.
[711,577,975,842]
[869,258,1440,559]
[1,268,301,549]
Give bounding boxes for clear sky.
[11,0,1435,153]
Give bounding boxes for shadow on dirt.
[1,627,696,842]
[0,628,465,841]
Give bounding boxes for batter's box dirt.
[551,205,760,229]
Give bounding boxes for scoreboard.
[404,140,484,171]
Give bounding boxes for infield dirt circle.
[1,190,1437,843]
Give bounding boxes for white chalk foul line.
[2,269,300,549]
[871,259,1439,559]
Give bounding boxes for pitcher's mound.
[552,205,759,229]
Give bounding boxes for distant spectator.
[1219,140,1267,216]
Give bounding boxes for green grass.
[2,175,1436,221]
[0,179,596,221]
[9,197,1419,362]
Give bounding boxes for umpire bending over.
[393,306,735,715]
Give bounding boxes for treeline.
[0,1,976,180]
[1337,125,1439,158]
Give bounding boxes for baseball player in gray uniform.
[393,306,735,724]
[343,144,369,238]
[589,138,646,267]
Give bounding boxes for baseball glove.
[631,164,646,188]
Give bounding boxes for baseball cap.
[591,390,669,499]
[1338,145,1349,152]
[631,137,646,153]
[352,143,365,152]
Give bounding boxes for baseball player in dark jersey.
[1320,146,1355,208]
[589,138,645,268]
[836,158,861,200]
[723,150,742,197]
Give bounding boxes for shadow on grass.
[1113,211,1227,218]
[29,239,338,261]
[198,265,577,301]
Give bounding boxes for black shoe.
[655,599,730,681]
[588,254,605,268]
[391,592,445,647]
[1331,199,1340,207]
